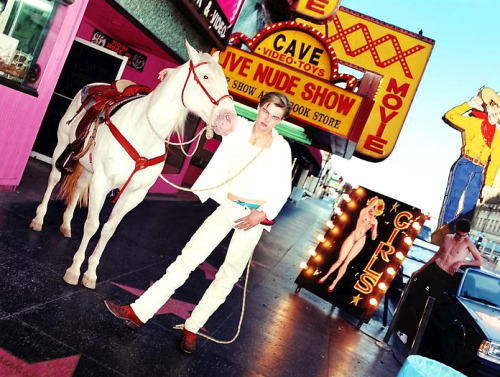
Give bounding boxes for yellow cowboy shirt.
[444,102,500,186]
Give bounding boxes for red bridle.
[181,60,232,108]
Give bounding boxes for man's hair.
[455,218,471,233]
[260,92,293,119]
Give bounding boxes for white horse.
[30,40,237,289]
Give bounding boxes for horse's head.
[183,40,237,136]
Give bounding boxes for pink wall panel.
[0,0,90,189]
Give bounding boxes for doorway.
[31,37,127,162]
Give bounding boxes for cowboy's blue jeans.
[439,157,483,226]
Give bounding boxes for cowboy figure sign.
[438,88,500,230]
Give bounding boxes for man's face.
[255,103,285,132]
[454,231,469,240]
[486,103,500,124]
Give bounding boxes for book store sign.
[91,29,148,71]
[220,21,363,138]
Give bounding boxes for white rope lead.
[158,135,278,193]
[173,253,253,344]
[158,146,264,193]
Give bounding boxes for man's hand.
[234,209,267,231]
[158,68,173,81]
[449,261,462,274]
[468,95,484,111]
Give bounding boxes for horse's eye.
[203,75,209,80]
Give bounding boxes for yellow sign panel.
[252,28,332,80]
[219,45,362,137]
[294,0,341,22]
[323,8,434,159]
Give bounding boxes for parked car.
[419,268,500,376]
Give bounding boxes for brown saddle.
[55,80,151,174]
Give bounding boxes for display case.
[0,0,67,94]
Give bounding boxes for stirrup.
[55,144,79,174]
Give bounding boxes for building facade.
[0,0,214,193]
[471,197,500,256]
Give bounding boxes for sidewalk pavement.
[0,158,406,377]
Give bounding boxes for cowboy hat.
[480,87,500,107]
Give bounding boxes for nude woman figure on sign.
[319,196,384,292]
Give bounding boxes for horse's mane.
[155,63,194,139]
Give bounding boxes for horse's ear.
[185,40,200,65]
[211,50,220,63]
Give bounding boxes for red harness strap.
[104,110,166,203]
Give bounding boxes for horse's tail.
[57,163,89,207]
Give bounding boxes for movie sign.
[90,29,147,71]
[295,186,424,323]
[324,8,434,159]
[222,21,364,138]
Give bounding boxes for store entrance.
[31,37,127,162]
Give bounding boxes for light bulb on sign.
[334,207,343,216]
[412,222,421,230]
[387,267,396,276]
[308,249,317,257]
[369,298,378,306]
[395,251,404,260]
[317,234,326,243]
[326,220,334,229]
[300,262,308,270]
[341,193,351,202]
[404,236,413,246]
[378,282,388,291]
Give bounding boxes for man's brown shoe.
[104,300,143,329]
[180,328,197,354]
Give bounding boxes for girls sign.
[295,186,424,323]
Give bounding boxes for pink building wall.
[0,0,90,190]
[0,0,193,196]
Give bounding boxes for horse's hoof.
[59,225,71,238]
[29,220,42,232]
[82,274,96,290]
[63,270,79,285]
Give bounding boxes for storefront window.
[0,0,58,90]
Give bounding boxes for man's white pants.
[131,199,264,333]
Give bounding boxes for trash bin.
[397,355,466,377]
